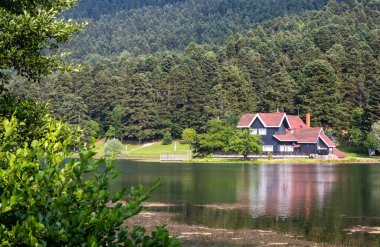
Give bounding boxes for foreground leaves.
[0,115,180,246]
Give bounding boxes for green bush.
[104,138,125,156]
[162,131,172,145]
[0,115,180,246]
[181,128,197,144]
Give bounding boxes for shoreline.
[74,153,380,164]
[126,204,336,247]
[113,156,380,165]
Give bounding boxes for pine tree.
[297,60,343,130]
[123,73,162,142]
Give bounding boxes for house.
[237,112,345,158]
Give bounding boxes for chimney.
[306,112,311,128]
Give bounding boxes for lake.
[109,161,380,246]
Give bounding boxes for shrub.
[104,138,124,156]
[162,131,173,145]
[0,115,180,246]
[181,128,197,144]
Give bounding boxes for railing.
[160,151,192,161]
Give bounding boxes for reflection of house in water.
[246,165,335,219]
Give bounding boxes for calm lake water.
[109,161,380,246]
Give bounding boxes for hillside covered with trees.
[9,0,380,147]
[64,0,330,58]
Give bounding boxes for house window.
[263,145,273,152]
[258,128,267,135]
[280,145,294,152]
[251,128,258,135]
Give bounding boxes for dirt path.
[129,142,154,152]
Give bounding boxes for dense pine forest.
[9,0,380,145]
[64,0,330,58]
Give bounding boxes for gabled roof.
[237,112,287,128]
[293,127,322,143]
[237,114,257,128]
[273,132,298,142]
[333,148,346,158]
[274,127,322,143]
[287,115,306,129]
[319,133,335,147]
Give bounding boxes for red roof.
[293,127,322,143]
[259,113,286,127]
[287,115,306,129]
[319,133,335,147]
[237,114,257,127]
[237,112,286,127]
[274,128,322,143]
[333,148,346,158]
[273,133,297,141]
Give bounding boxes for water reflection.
[110,161,380,245]
[247,164,335,219]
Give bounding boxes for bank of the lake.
[127,204,336,247]
[95,140,380,164]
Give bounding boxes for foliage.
[227,129,263,160]
[65,0,329,58]
[104,138,125,156]
[0,116,180,246]
[0,0,85,82]
[0,95,82,148]
[298,60,343,130]
[196,119,235,154]
[364,121,380,155]
[88,119,101,138]
[364,133,379,153]
[106,126,117,139]
[181,128,197,144]
[107,105,125,140]
[347,108,366,146]
[162,131,173,145]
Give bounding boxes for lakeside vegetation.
[92,138,380,164]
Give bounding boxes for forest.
[63,0,330,58]
[8,0,380,146]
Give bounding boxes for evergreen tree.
[297,60,343,130]
[123,73,162,142]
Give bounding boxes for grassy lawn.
[338,146,369,158]
[93,139,142,157]
[128,142,190,158]
[93,139,190,158]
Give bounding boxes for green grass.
[128,142,190,158]
[338,146,368,158]
[92,140,190,158]
[93,139,142,157]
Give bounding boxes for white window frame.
[258,128,267,135]
[280,145,294,152]
[251,128,258,135]
[263,145,273,152]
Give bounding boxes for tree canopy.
[0,0,85,82]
